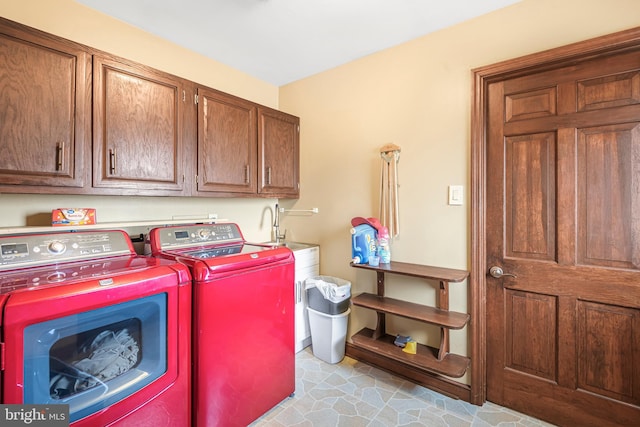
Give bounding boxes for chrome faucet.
[273,203,286,244]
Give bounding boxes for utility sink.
[264,241,317,252]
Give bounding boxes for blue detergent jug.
[350,224,377,264]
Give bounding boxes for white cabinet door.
[293,247,319,353]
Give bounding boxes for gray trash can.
[305,276,351,363]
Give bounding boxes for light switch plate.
[448,185,463,205]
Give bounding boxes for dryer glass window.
[23,293,168,422]
[48,317,142,399]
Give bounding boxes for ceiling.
[76,0,521,86]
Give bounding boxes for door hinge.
[297,125,300,133]
[194,94,199,105]
[182,90,186,102]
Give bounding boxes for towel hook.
[380,143,401,162]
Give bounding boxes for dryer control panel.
[0,231,134,270]
[150,223,244,250]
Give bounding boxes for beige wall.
[279,0,640,379]
[2,0,640,383]
[0,0,277,105]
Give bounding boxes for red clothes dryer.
[0,230,191,426]
[149,223,295,427]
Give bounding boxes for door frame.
[469,26,640,405]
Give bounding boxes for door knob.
[489,266,517,279]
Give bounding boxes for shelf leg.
[438,280,450,358]
[373,271,386,340]
[373,312,385,340]
[438,327,449,360]
[376,271,385,295]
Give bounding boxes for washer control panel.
[0,231,134,270]
[152,223,244,250]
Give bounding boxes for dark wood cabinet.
[0,20,90,191]
[258,107,300,198]
[196,87,257,195]
[0,17,300,199]
[92,54,187,195]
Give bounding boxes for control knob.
[48,241,66,254]
[198,229,211,239]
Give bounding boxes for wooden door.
[93,54,186,195]
[484,47,640,425]
[0,19,90,191]
[196,87,257,195]
[257,107,300,198]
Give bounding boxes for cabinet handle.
[109,148,117,175]
[56,141,64,171]
[245,164,250,184]
[267,166,272,185]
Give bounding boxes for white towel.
[380,145,400,238]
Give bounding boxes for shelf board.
[351,328,470,378]
[352,293,469,329]
[350,261,469,283]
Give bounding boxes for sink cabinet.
[292,244,319,352]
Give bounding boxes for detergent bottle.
[350,224,377,264]
[377,226,391,264]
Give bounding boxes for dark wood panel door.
[93,54,186,194]
[486,50,640,426]
[196,87,257,194]
[257,107,300,198]
[0,20,90,190]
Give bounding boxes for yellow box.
[52,208,97,226]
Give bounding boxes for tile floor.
[251,347,556,427]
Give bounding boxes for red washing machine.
[149,223,295,427]
[0,230,191,426]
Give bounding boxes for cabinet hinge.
[297,125,300,133]
[182,90,186,102]
[194,94,199,105]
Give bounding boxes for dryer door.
[1,272,180,425]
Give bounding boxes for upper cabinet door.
[93,55,186,194]
[0,22,90,190]
[257,107,300,198]
[197,87,257,195]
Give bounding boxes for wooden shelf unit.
[348,261,470,391]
